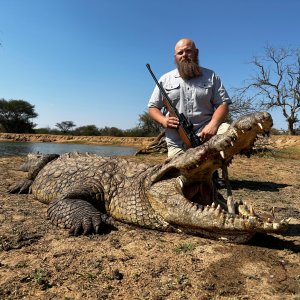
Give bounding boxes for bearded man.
[148,38,231,158]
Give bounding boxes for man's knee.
[167,145,185,158]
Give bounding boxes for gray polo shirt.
[148,67,231,147]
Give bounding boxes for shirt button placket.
[187,86,193,116]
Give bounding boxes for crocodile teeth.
[271,207,275,218]
[281,218,291,224]
[204,205,210,211]
[258,122,263,129]
[211,202,216,208]
[194,204,203,213]
[230,141,234,146]
[250,206,256,216]
[232,128,238,137]
[220,150,225,159]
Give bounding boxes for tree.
[98,126,124,137]
[136,111,162,136]
[238,46,300,135]
[74,125,99,136]
[55,121,76,134]
[0,99,38,133]
[226,94,258,123]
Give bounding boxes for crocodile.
[8,112,289,243]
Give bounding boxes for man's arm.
[148,107,179,129]
[198,103,229,140]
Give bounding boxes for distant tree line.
[45,112,161,137]
[0,99,162,136]
[0,46,299,135]
[1,98,298,136]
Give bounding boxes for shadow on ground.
[230,179,290,192]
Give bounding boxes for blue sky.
[0,0,299,130]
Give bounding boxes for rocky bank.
[0,133,156,147]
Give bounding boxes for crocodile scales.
[9,112,289,243]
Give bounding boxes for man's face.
[174,41,198,64]
[174,40,201,79]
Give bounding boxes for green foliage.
[31,268,52,290]
[175,243,197,253]
[136,111,162,136]
[123,128,146,137]
[98,126,124,137]
[55,121,76,134]
[0,98,38,133]
[74,125,100,136]
[35,127,61,134]
[34,111,160,137]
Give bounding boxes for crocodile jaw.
[147,177,288,243]
[147,112,288,243]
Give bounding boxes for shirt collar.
[174,69,181,78]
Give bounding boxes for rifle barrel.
[146,64,173,105]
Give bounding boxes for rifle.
[146,63,203,148]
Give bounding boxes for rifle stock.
[146,63,202,148]
[162,98,193,148]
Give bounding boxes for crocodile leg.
[8,179,34,194]
[47,184,113,235]
[8,153,59,194]
[47,198,112,235]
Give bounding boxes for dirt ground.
[0,138,299,300]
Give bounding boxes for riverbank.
[0,133,156,147]
[0,132,299,150]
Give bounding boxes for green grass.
[175,243,197,253]
[31,268,52,290]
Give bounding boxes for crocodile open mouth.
[148,175,289,243]
[147,112,288,242]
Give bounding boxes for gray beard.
[176,59,202,79]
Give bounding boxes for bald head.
[175,38,197,54]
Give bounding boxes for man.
[148,38,231,158]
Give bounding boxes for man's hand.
[198,122,218,141]
[198,103,229,141]
[162,116,179,129]
[148,107,180,129]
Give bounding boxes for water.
[0,141,137,157]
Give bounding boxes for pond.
[0,141,137,157]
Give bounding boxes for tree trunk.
[287,120,296,135]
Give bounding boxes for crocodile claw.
[8,179,33,194]
[48,198,103,235]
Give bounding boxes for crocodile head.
[147,112,289,243]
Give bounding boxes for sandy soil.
[0,138,299,300]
